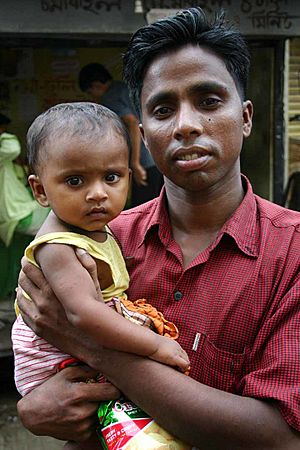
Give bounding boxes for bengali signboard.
[144,0,300,35]
[0,0,299,36]
[0,0,141,35]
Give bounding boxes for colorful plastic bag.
[97,397,192,449]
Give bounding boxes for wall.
[241,45,274,200]
[1,0,300,37]
[0,46,126,149]
[288,38,300,175]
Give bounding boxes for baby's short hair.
[27,102,130,173]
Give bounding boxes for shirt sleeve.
[240,272,300,431]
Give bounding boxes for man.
[16,7,300,449]
[78,62,163,207]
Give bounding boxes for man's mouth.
[174,145,211,159]
[173,147,212,171]
[177,152,204,161]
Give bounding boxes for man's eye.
[201,97,222,107]
[66,176,83,186]
[106,173,120,183]
[153,106,172,117]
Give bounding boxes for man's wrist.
[78,341,104,370]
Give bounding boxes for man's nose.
[173,104,204,140]
[86,182,108,202]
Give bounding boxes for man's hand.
[17,366,120,442]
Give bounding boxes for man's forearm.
[93,349,299,450]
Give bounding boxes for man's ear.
[28,174,49,207]
[242,100,253,138]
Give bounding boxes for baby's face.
[36,131,130,232]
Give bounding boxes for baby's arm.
[36,243,189,371]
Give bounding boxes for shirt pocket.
[189,332,250,393]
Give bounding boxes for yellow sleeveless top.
[16,230,129,316]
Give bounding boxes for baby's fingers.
[176,355,190,373]
[180,348,190,364]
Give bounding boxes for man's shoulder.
[255,195,300,231]
[111,80,127,89]
[103,80,133,117]
[108,80,128,96]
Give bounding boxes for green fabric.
[0,133,50,298]
[17,213,33,231]
[0,132,39,246]
[0,233,32,300]
[16,205,50,236]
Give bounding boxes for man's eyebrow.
[145,91,175,111]
[188,81,228,95]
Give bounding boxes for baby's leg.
[12,315,70,395]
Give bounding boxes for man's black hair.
[78,63,113,92]
[123,7,250,116]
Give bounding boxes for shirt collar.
[140,176,259,258]
[136,187,170,248]
[219,175,259,257]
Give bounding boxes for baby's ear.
[28,174,49,207]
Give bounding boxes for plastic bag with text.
[97,397,192,449]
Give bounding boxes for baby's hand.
[149,335,190,372]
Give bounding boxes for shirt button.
[174,291,183,301]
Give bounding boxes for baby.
[12,102,189,396]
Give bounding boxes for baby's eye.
[105,173,120,183]
[66,176,83,186]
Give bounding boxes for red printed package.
[97,397,192,450]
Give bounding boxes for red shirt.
[110,177,300,431]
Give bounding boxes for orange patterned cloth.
[111,297,179,339]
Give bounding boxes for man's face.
[140,44,253,192]
[86,81,107,102]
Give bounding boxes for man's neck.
[167,174,243,229]
[165,174,245,267]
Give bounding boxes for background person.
[0,113,49,248]
[0,113,50,304]
[78,62,163,207]
[16,7,300,450]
